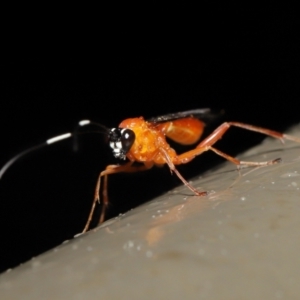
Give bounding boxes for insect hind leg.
[209,146,282,169]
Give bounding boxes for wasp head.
[108,128,135,160]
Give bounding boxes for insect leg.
[208,147,281,168]
[197,122,300,149]
[159,148,207,196]
[173,120,300,168]
[82,161,154,232]
[196,121,300,166]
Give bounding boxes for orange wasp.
[1,108,300,232]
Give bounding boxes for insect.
[1,109,300,233]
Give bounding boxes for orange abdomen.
[163,118,205,145]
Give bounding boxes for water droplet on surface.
[123,240,134,250]
[146,250,153,258]
[281,172,300,178]
[74,233,83,238]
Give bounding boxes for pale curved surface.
[1,125,300,299]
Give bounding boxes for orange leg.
[159,147,208,196]
[159,122,300,197]
[173,121,300,166]
[82,161,154,232]
[197,122,300,148]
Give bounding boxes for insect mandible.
[1,108,300,232]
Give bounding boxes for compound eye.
[121,128,135,154]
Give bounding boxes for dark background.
[1,5,299,272]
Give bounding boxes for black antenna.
[0,120,110,179]
[73,120,110,152]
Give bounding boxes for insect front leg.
[82,161,154,233]
[82,163,131,233]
